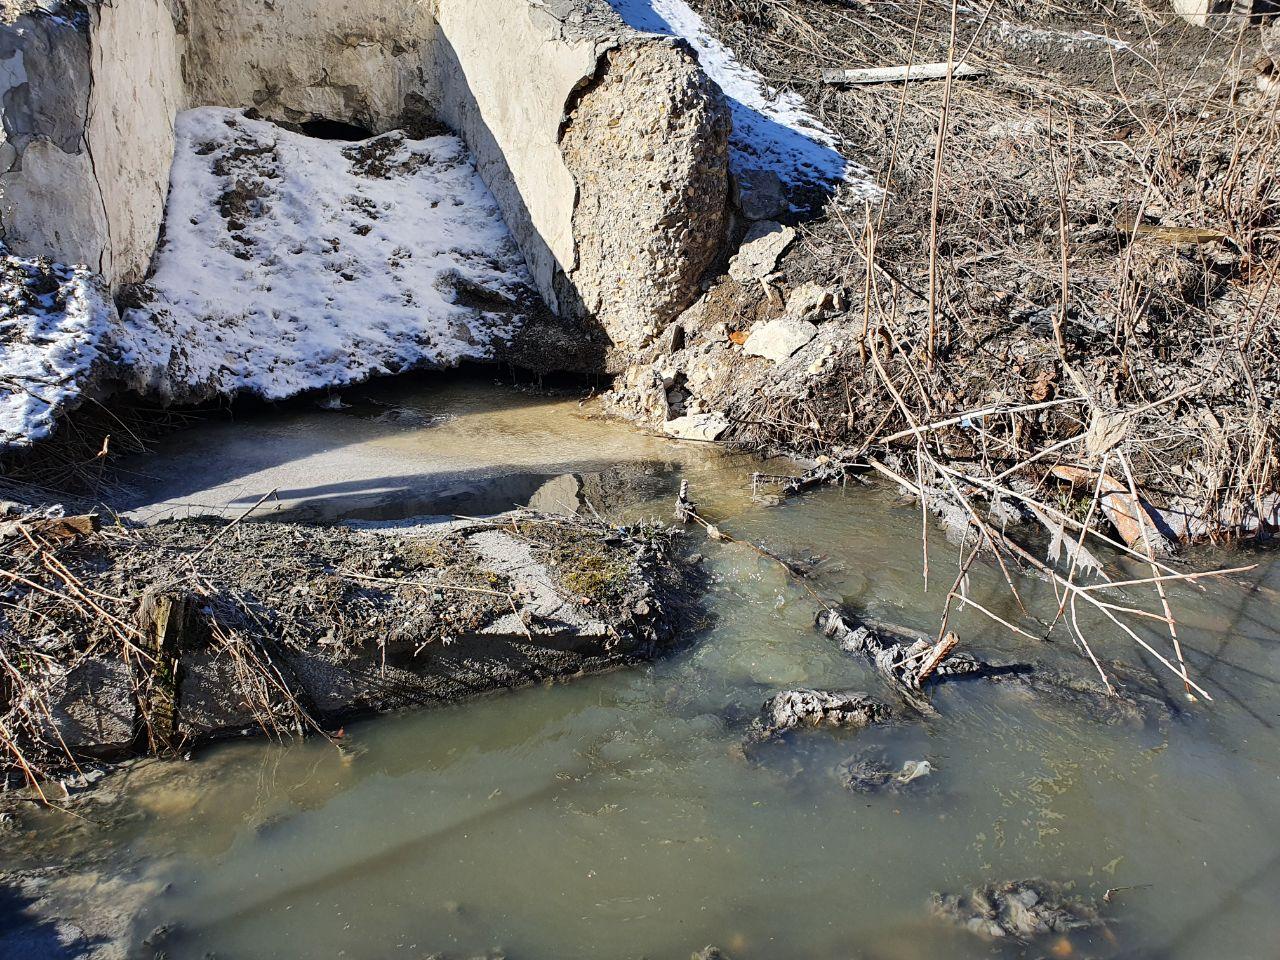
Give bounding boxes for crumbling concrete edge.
[559,33,731,360]
[433,0,731,356]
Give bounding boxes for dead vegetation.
[630,0,1280,699]
[687,0,1278,541]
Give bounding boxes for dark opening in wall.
[299,117,374,141]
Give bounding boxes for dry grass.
[691,0,1278,543]
[654,0,1280,696]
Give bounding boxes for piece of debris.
[745,688,892,745]
[674,479,697,523]
[821,62,986,85]
[930,879,1103,941]
[728,221,795,283]
[914,632,961,686]
[743,317,818,363]
[663,412,731,442]
[838,751,934,794]
[1116,215,1227,246]
[1050,465,1172,554]
[0,514,99,542]
[785,282,839,321]
[817,610,1011,691]
[817,609,1172,723]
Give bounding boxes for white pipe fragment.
[821,62,986,85]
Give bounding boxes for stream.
[5,374,1279,959]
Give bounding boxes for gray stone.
[786,281,838,321]
[746,688,891,743]
[562,38,731,351]
[731,167,786,221]
[45,658,136,757]
[1170,0,1230,27]
[663,412,730,442]
[743,316,817,363]
[728,221,795,283]
[931,879,1102,941]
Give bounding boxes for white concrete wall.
[0,1,183,287]
[0,9,104,274]
[432,0,603,316]
[88,0,186,285]
[0,0,728,351]
[182,0,438,133]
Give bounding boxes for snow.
[120,108,538,402]
[607,0,873,194]
[0,249,117,449]
[2,108,539,447]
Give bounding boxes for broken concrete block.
[664,413,731,442]
[744,317,818,363]
[731,167,787,221]
[785,281,838,321]
[177,651,265,741]
[45,658,137,758]
[728,221,796,283]
[561,38,731,352]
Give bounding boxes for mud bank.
[0,509,691,782]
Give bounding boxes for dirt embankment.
[608,0,1279,550]
[0,510,691,787]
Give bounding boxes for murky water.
[7,377,1280,959]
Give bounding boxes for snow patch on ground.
[607,0,873,194]
[121,108,538,402]
[0,250,117,449]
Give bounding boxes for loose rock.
[838,751,934,794]
[743,317,818,363]
[746,688,891,745]
[731,167,787,221]
[785,281,838,321]
[663,412,731,442]
[727,221,795,283]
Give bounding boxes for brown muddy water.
[5,375,1280,959]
